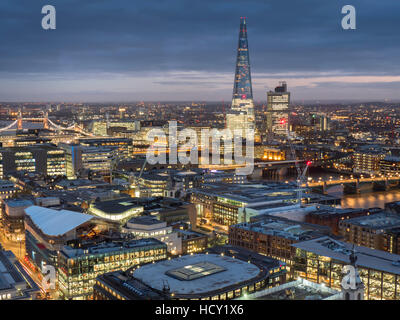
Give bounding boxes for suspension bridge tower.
[17,109,23,130]
[43,111,49,130]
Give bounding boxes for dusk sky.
[1,0,400,102]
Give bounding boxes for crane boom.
[284,121,310,207]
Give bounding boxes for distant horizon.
[1,99,400,105]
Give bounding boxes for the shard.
[227,17,255,135]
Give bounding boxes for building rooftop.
[293,236,400,275]
[127,216,162,226]
[306,205,369,217]
[342,212,400,230]
[383,155,400,162]
[24,205,95,237]
[96,271,165,300]
[40,189,121,205]
[4,199,33,208]
[176,229,206,240]
[233,215,329,241]
[238,278,341,300]
[133,253,261,295]
[90,197,143,215]
[0,250,39,299]
[0,180,14,186]
[192,182,299,205]
[0,251,24,290]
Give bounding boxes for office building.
[305,206,373,235]
[78,137,133,159]
[238,277,342,300]
[380,155,400,176]
[0,145,66,177]
[91,120,140,137]
[60,143,114,178]
[266,82,290,136]
[123,216,181,254]
[24,206,105,271]
[353,149,386,175]
[0,180,18,199]
[339,212,400,254]
[93,245,286,300]
[292,236,400,300]
[190,183,301,229]
[58,238,167,300]
[177,229,208,255]
[229,215,330,272]
[88,197,144,223]
[1,199,33,242]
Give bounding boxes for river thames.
[264,168,400,210]
[329,187,400,209]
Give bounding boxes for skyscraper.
[266,81,290,136]
[226,17,255,137]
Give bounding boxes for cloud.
[1,0,400,100]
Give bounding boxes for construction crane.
[131,157,147,197]
[282,118,311,207]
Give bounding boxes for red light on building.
[280,118,286,125]
[306,161,312,166]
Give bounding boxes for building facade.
[338,212,400,254]
[93,246,286,300]
[266,82,290,136]
[57,238,167,300]
[292,237,400,300]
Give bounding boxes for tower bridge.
[0,110,93,136]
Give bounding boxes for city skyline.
[1,0,400,102]
[2,2,400,303]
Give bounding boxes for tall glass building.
[227,17,255,137]
[266,81,290,136]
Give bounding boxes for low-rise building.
[177,229,208,255]
[88,197,144,224]
[0,180,18,199]
[123,216,181,255]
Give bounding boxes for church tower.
[341,247,365,300]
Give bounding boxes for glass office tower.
[227,17,255,137]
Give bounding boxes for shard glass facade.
[228,17,255,135]
[232,17,253,103]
